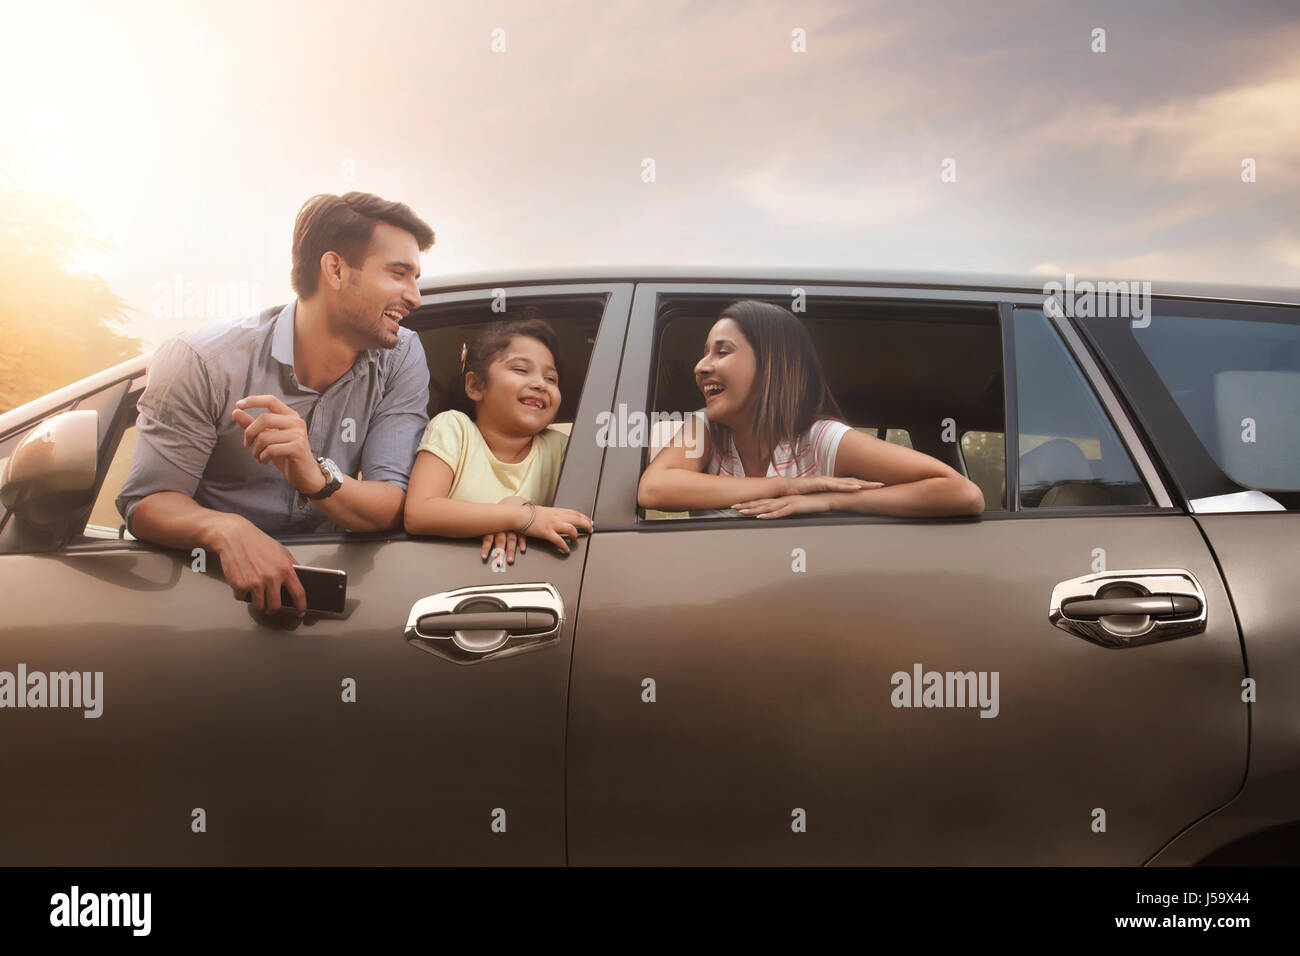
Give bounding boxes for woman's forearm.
[638,468,789,510]
[404,497,531,537]
[823,476,984,518]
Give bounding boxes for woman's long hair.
[442,307,563,420]
[705,299,844,470]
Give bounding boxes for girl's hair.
[443,307,564,419]
[705,299,844,467]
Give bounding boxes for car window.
[1013,308,1151,508]
[414,296,599,430]
[642,297,1005,519]
[85,421,138,539]
[1131,312,1300,495]
[960,430,1005,510]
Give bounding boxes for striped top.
[688,409,853,517]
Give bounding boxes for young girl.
[404,314,594,562]
[637,299,985,519]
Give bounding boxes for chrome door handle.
[404,583,563,664]
[1059,594,1202,619]
[1049,569,1207,648]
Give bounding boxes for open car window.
[640,295,1005,520]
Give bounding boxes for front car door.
[0,281,630,864]
[1075,293,1300,864]
[567,279,1247,864]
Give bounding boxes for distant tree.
[0,190,142,414]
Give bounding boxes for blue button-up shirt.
[116,299,430,536]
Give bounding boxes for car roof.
[418,264,1300,306]
[3,266,1296,432]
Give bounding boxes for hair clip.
[459,342,467,374]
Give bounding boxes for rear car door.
[1076,296,1300,864]
[567,281,1247,864]
[0,282,629,864]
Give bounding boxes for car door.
[566,281,1247,865]
[1074,296,1300,865]
[0,281,630,865]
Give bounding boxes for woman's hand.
[732,494,835,518]
[735,477,885,518]
[783,475,881,496]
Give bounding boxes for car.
[0,267,1296,865]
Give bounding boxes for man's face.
[334,221,422,350]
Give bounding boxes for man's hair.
[291,191,435,299]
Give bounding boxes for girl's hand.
[480,497,532,564]
[529,506,594,555]
[481,530,525,564]
[784,476,883,496]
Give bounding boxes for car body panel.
[568,517,1244,865]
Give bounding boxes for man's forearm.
[128,492,247,552]
[309,477,405,532]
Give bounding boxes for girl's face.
[467,335,561,434]
[695,318,758,428]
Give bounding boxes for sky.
[2,0,1298,349]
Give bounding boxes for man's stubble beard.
[338,299,398,351]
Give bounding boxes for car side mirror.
[0,409,100,524]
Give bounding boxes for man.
[116,191,434,617]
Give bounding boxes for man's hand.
[232,395,324,495]
[212,514,307,617]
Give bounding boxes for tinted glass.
[1132,313,1300,492]
[1013,308,1150,508]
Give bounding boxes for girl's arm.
[403,450,532,538]
[824,429,984,517]
[637,414,870,511]
[404,452,594,558]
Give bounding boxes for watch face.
[319,458,344,483]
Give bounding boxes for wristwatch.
[297,456,344,508]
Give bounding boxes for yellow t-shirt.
[415,409,568,505]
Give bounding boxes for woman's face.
[695,318,758,428]
[467,334,561,434]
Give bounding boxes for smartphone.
[238,565,347,614]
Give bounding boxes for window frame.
[595,282,1175,532]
